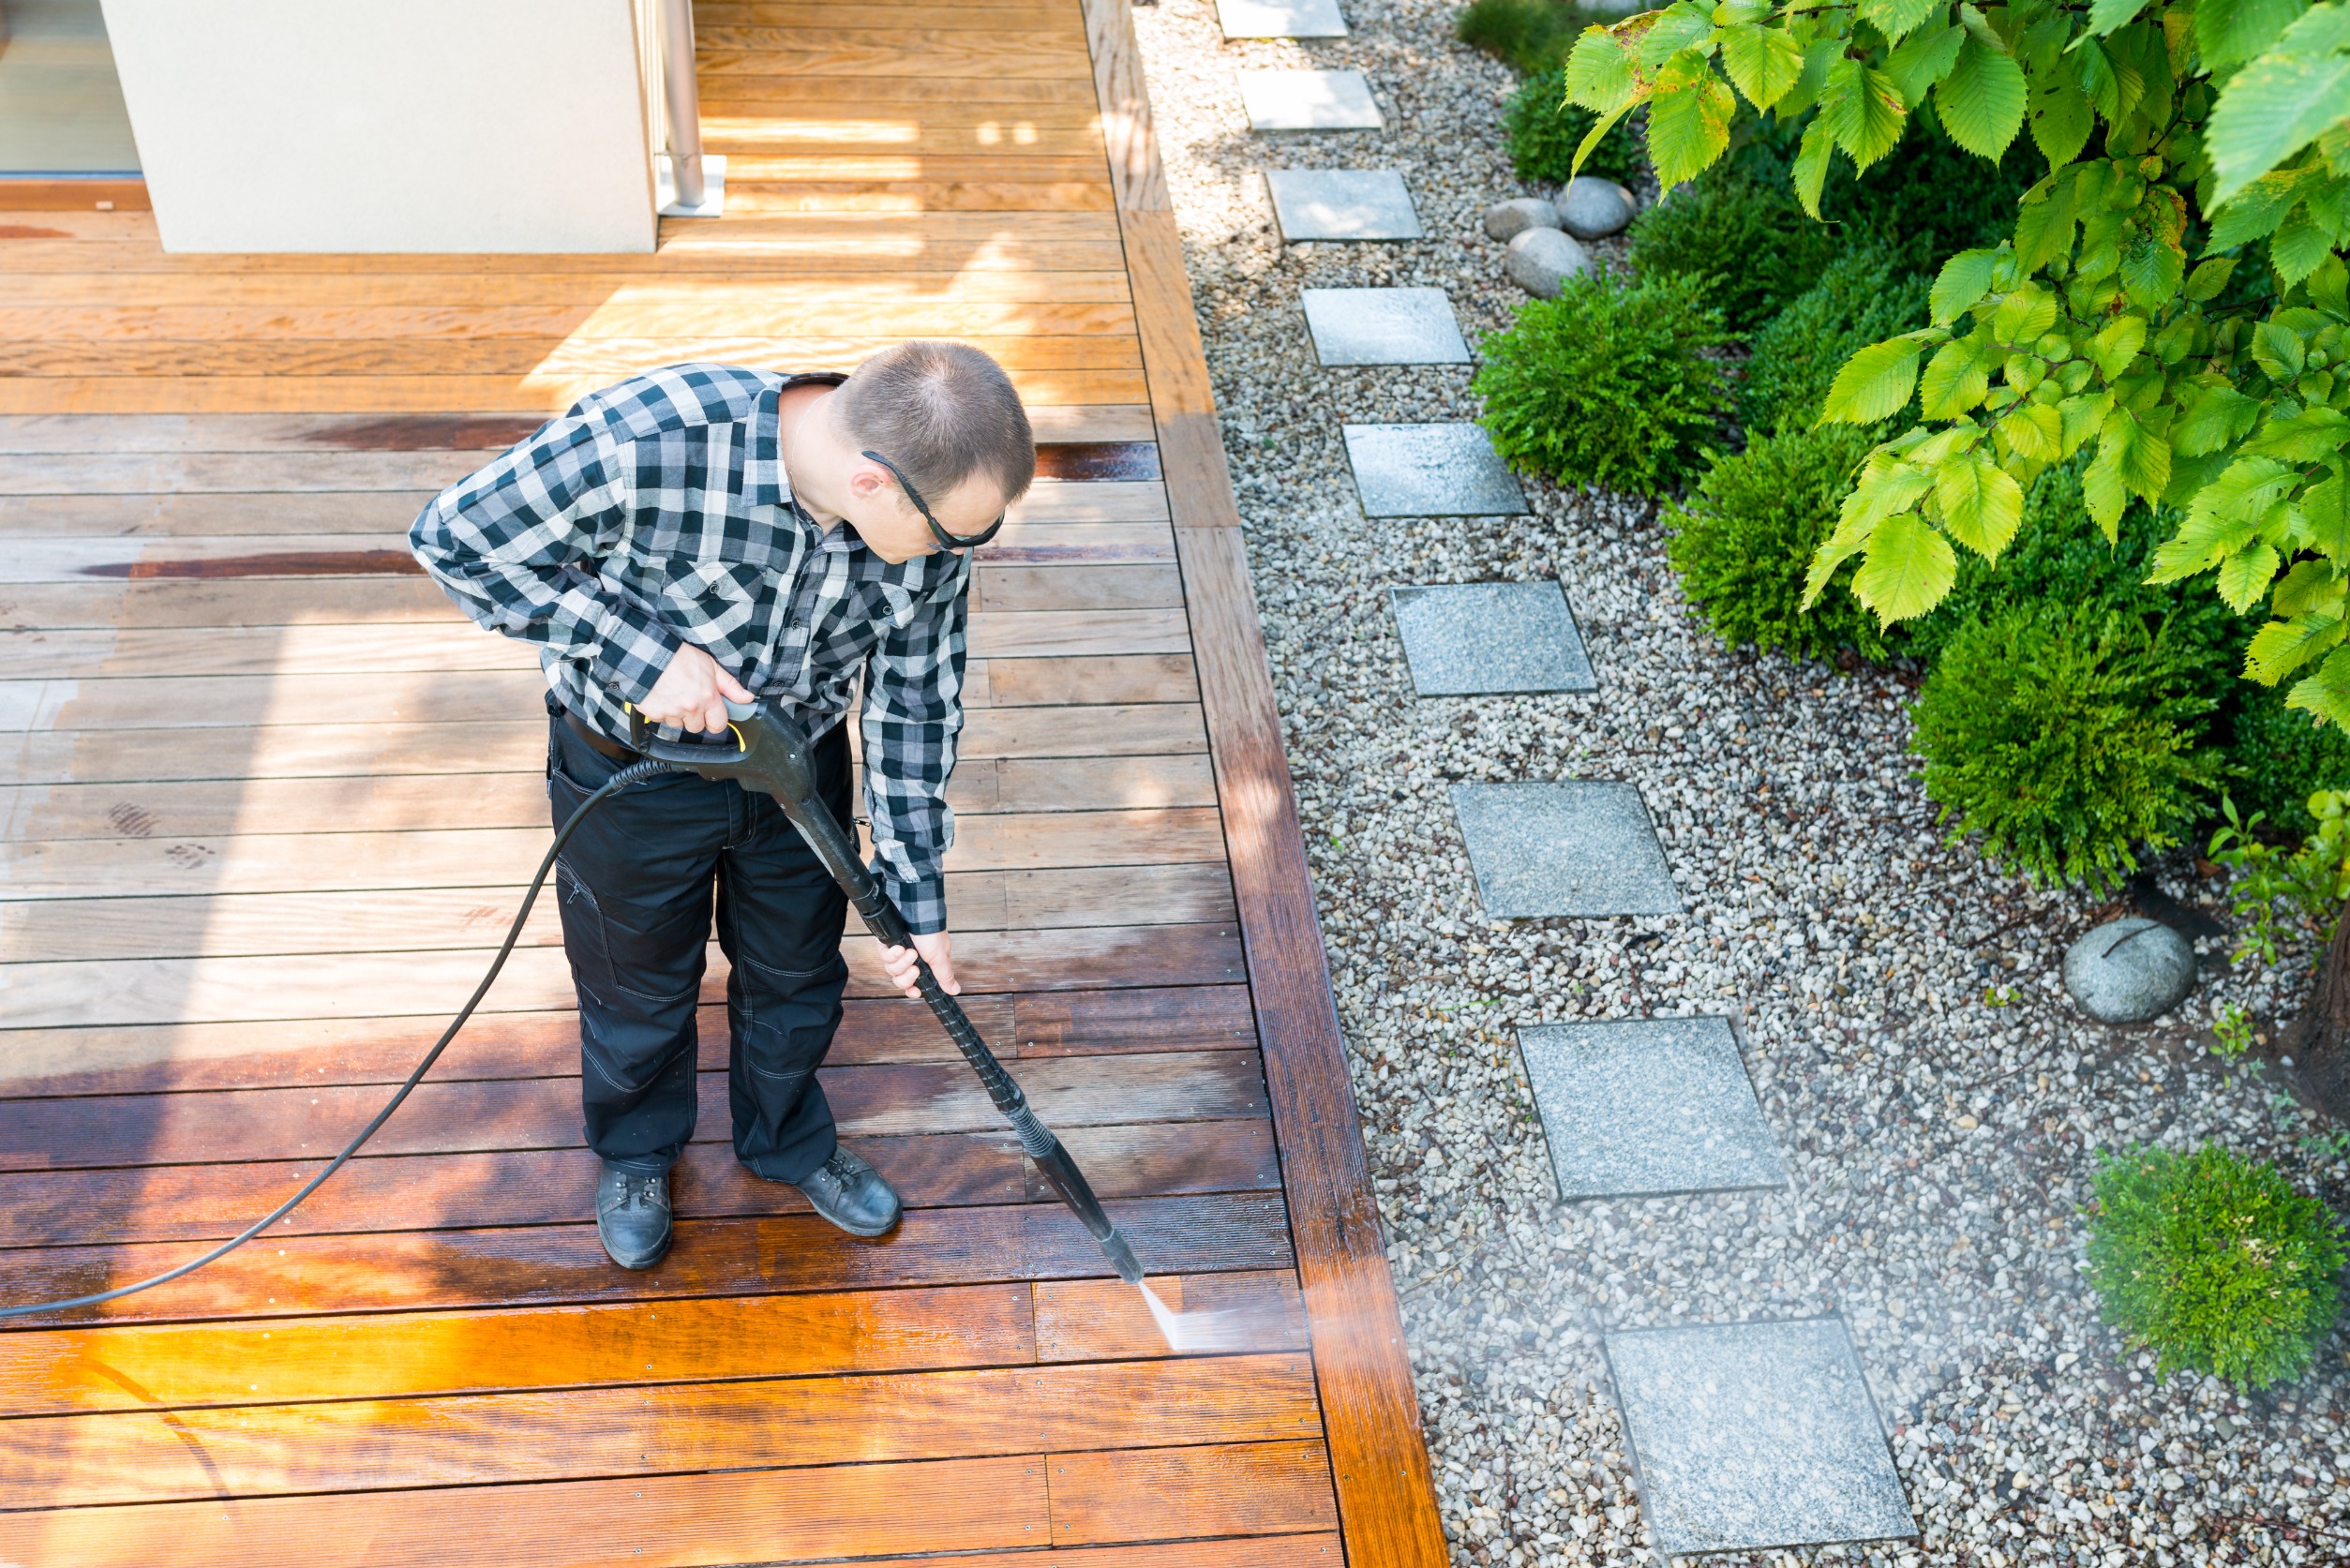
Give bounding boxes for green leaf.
[2208,167,2312,248]
[2248,611,2349,682]
[1999,401,2065,463]
[1919,336,1996,415]
[1637,1,1720,68]
[2287,645,2350,727]
[2174,382,2264,455]
[2255,319,2312,380]
[1934,448,2027,556]
[1820,57,1908,171]
[1570,101,1638,178]
[2219,543,2286,611]
[1776,36,1843,120]
[1719,22,1808,110]
[1990,283,2059,344]
[2106,406,2173,502]
[2059,390,2115,455]
[2273,203,2336,285]
[2087,0,2152,35]
[2083,437,2132,537]
[1887,22,1968,104]
[1645,57,1739,189]
[2302,465,2350,561]
[2245,404,2350,460]
[1839,451,1937,528]
[2208,2,2350,207]
[2028,68,2095,168]
[1790,117,1834,217]
[2199,0,2319,75]
[2090,316,2148,379]
[2186,257,2239,301]
[1822,336,1927,424]
[1851,512,1960,621]
[2014,167,2081,271]
[1931,248,2000,323]
[2273,557,2347,615]
[1936,33,2028,159]
[2118,231,2185,311]
[1565,25,1640,112]
[1859,0,1944,43]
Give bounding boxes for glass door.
[0,0,140,174]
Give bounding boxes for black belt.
[561,706,641,763]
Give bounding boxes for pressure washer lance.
[0,697,1147,1323]
[624,696,1147,1288]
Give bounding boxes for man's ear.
[845,458,891,501]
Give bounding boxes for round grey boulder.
[1504,227,1590,298]
[1483,196,1561,242]
[1557,176,1638,240]
[2063,917,2199,1023]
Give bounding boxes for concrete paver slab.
[1302,287,1471,366]
[1217,0,1350,36]
[1450,780,1683,918]
[1390,581,1593,694]
[1241,69,1384,130]
[1343,423,1522,516]
[1265,170,1423,241]
[1518,1017,1786,1198]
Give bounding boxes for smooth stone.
[1240,69,1383,131]
[1265,169,1423,241]
[1301,287,1470,366]
[1504,225,1590,297]
[2063,917,2199,1023]
[1390,581,1594,694]
[1450,780,1684,918]
[1483,195,1560,241]
[1216,0,1348,37]
[1558,175,1637,239]
[1343,423,1525,517]
[1607,1318,1918,1557]
[1519,1017,1787,1199]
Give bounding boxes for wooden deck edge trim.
[0,178,150,212]
[1076,7,1447,1568]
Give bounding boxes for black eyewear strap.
[861,450,1006,551]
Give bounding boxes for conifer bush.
[1911,603,2220,891]
[1665,425,1886,662]
[1624,171,1837,332]
[1474,270,1729,498]
[2087,1144,2343,1391]
[2228,686,2350,843]
[1738,247,1930,434]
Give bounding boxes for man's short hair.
[834,340,1036,507]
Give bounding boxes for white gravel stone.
[1125,2,2350,1563]
[1482,196,1559,241]
[1504,226,1589,297]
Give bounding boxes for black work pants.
[546,703,852,1183]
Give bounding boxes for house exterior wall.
[101,0,657,253]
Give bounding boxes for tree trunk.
[2284,896,2350,1123]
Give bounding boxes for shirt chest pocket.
[658,558,778,664]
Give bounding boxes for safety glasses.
[861,449,1006,551]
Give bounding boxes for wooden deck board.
[0,4,1437,1565]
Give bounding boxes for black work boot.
[594,1161,673,1270]
[788,1146,902,1237]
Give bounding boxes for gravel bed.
[1122,1,2350,1561]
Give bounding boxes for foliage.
[1458,0,1602,74]
[2212,1000,2257,1059]
[1560,0,2350,738]
[2229,680,2350,837]
[1625,168,1839,330]
[1474,270,1731,496]
[1741,246,1933,431]
[1666,424,1889,658]
[1506,67,1646,187]
[2209,790,2350,962]
[2086,1143,2344,1390]
[1911,602,2221,890]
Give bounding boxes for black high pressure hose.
[0,757,670,1322]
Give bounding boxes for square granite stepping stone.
[1390,582,1593,694]
[1241,69,1384,130]
[1606,1317,1916,1557]
[1519,1017,1786,1198]
[1301,287,1470,366]
[1265,170,1422,241]
[1217,0,1349,36]
[1451,781,1683,918]
[1343,423,1522,516]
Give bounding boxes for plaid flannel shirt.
[410,363,970,933]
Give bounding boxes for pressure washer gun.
[628,697,1145,1285]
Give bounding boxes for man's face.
[842,460,1010,564]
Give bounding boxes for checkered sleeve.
[860,561,971,934]
[408,421,681,704]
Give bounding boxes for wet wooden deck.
[0,3,1443,1565]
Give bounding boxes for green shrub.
[2086,1144,2343,1390]
[1738,246,1930,433]
[2227,684,2350,841]
[1911,603,2222,891]
[1624,170,1839,332]
[1457,0,1594,73]
[1504,68,1643,187]
[1474,270,1729,497]
[1665,425,1886,662]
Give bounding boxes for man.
[411,344,1034,1270]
